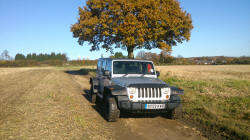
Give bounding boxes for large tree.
[71,0,193,58]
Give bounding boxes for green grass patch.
[162,74,250,139]
[224,80,250,92]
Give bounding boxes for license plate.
[145,104,165,109]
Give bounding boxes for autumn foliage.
[71,0,193,58]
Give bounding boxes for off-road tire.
[90,84,96,103]
[163,105,183,119]
[167,109,177,119]
[161,109,176,119]
[105,97,120,122]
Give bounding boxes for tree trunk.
[127,47,134,59]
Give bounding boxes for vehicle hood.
[111,77,167,87]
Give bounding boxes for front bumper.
[117,95,181,112]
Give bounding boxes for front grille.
[138,88,162,99]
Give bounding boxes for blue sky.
[0,0,249,60]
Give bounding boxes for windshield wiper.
[122,73,129,77]
[140,73,146,77]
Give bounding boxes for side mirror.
[156,71,160,77]
[104,70,110,77]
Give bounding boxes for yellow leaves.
[124,37,135,46]
[102,23,108,29]
[103,31,109,36]
[85,28,92,34]
[138,37,144,44]
[158,42,171,52]
[112,27,118,34]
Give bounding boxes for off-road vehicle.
[89,58,183,122]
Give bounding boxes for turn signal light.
[130,95,134,99]
[166,95,170,99]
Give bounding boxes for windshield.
[113,61,155,75]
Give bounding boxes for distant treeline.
[15,53,67,61]
[155,56,250,65]
[0,50,249,67]
[167,56,250,65]
[0,52,67,67]
[134,51,250,65]
[0,60,98,67]
[178,56,250,65]
[0,52,97,67]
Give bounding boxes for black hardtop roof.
[98,58,153,62]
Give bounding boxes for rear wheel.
[105,97,120,122]
[90,83,96,103]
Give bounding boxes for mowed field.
[157,65,250,139]
[0,66,204,140]
[0,65,249,139]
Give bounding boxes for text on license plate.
[145,104,165,109]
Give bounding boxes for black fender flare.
[104,85,127,96]
[103,86,127,107]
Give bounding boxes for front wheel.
[163,105,183,119]
[166,109,177,119]
[105,97,120,122]
[161,108,177,119]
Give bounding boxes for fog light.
[130,95,134,99]
[166,95,170,99]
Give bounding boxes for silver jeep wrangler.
[89,58,183,122]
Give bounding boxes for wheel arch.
[103,86,120,103]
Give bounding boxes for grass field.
[60,65,250,138]
[0,65,249,139]
[61,65,250,139]
[156,65,250,139]
[0,66,204,140]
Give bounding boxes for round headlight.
[129,87,136,94]
[161,88,169,94]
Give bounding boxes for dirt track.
[0,67,205,140]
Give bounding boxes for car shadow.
[82,89,92,102]
[65,68,96,76]
[82,89,106,119]
[82,89,161,120]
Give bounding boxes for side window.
[97,60,102,71]
[106,61,111,72]
[102,60,106,72]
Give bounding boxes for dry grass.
[0,68,112,139]
[156,65,250,139]
[156,65,250,81]
[1,65,248,139]
[0,67,52,76]
[0,66,205,140]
